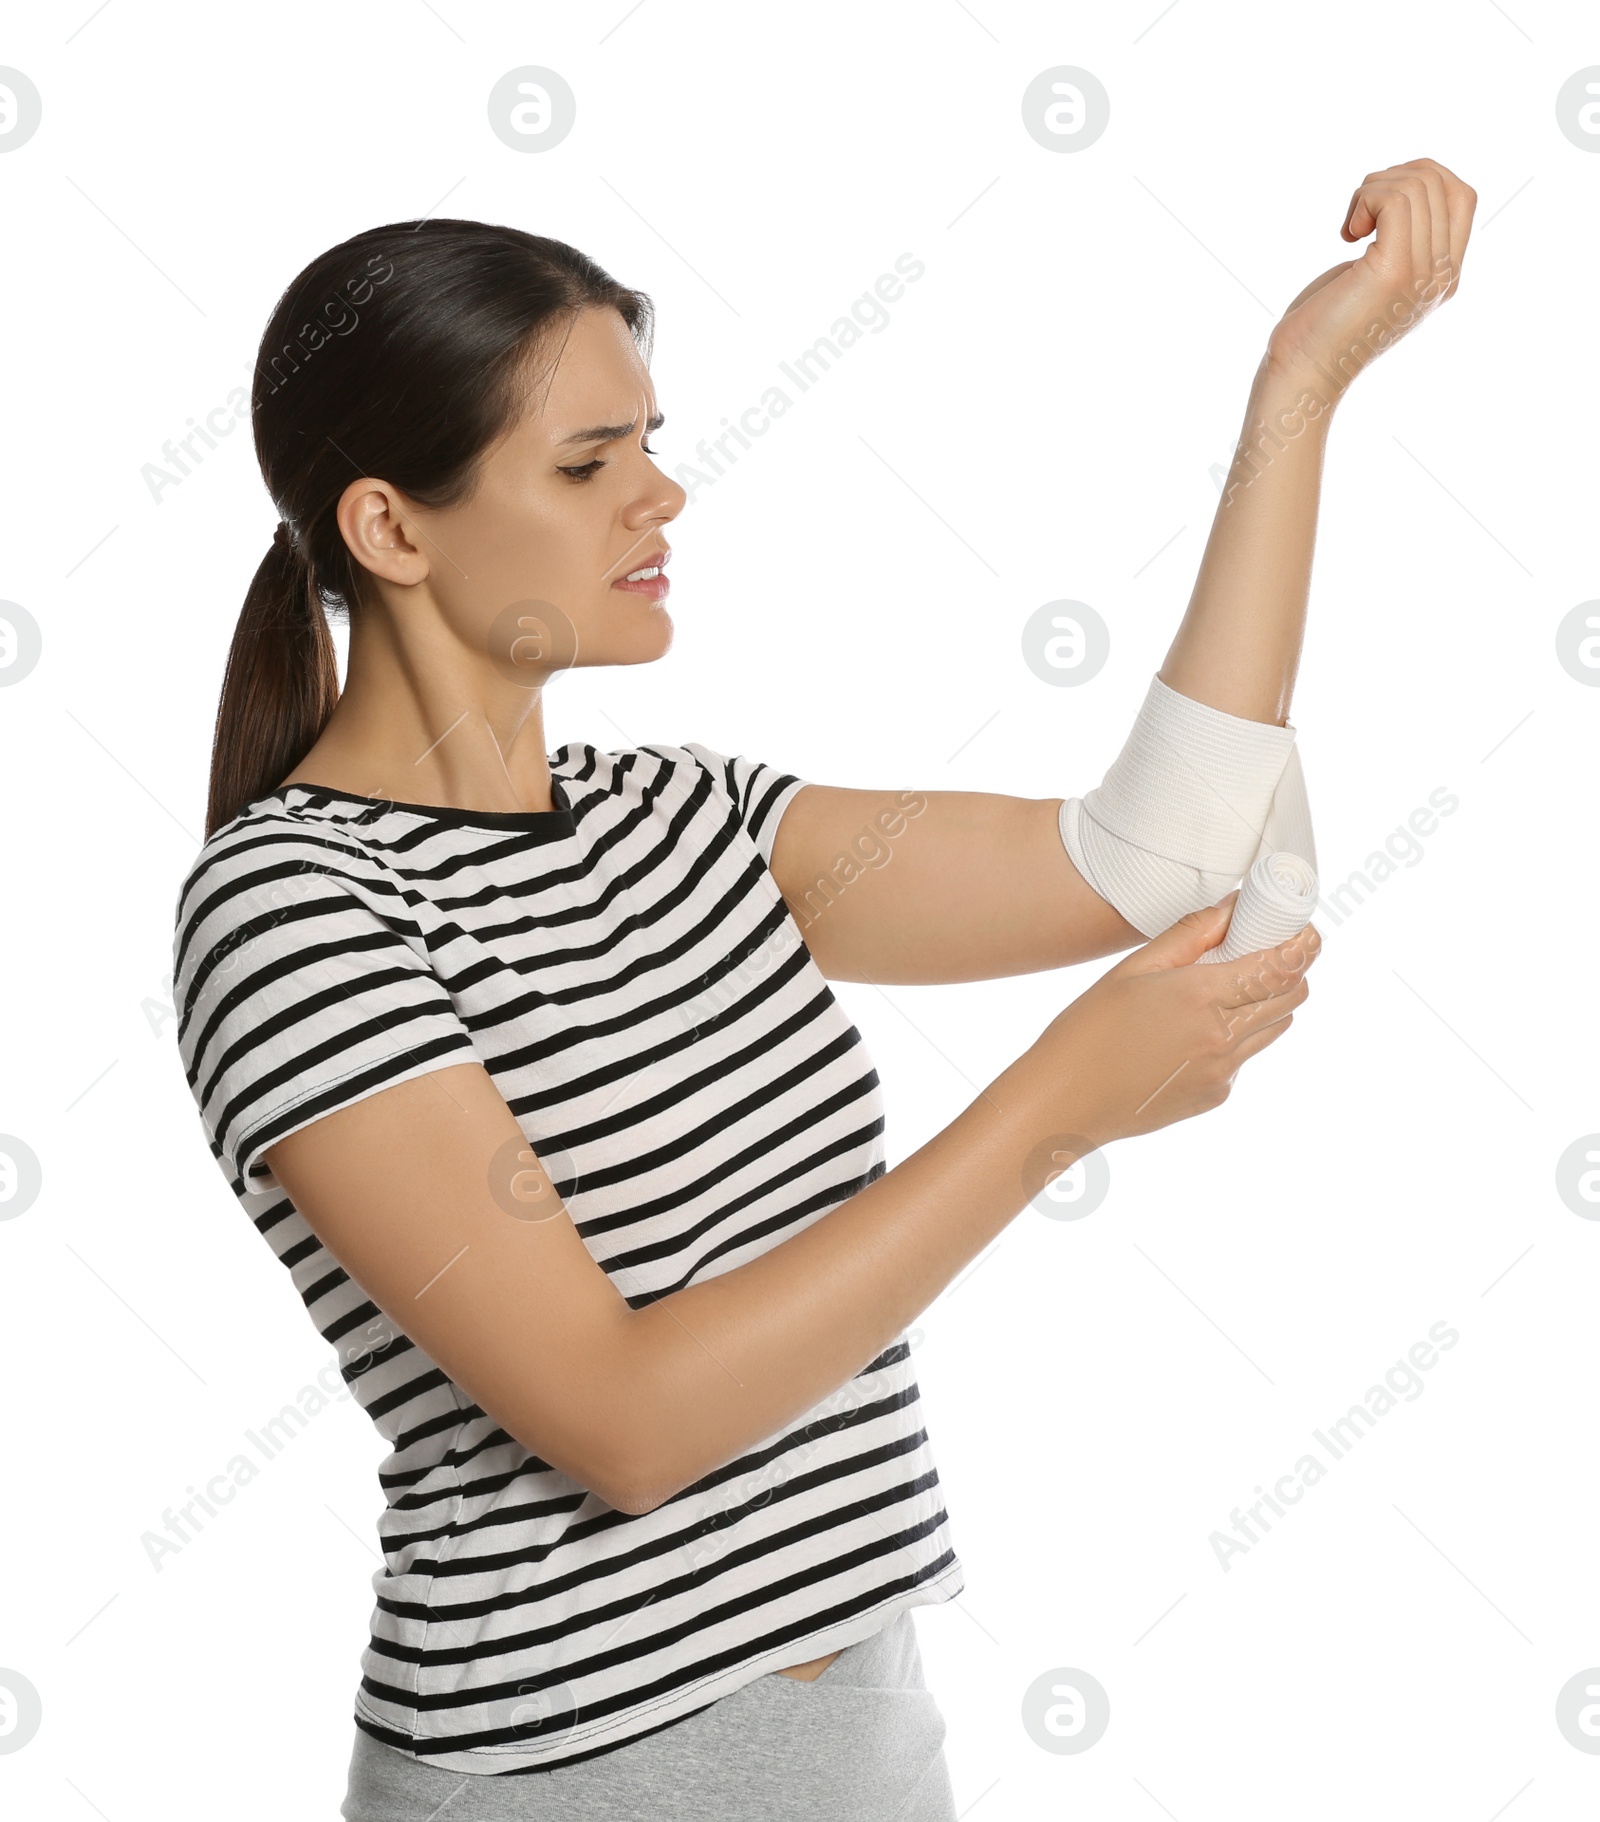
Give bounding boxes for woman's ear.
[336,479,430,588]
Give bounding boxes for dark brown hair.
[204,218,654,839]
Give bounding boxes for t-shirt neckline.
[255,770,578,835]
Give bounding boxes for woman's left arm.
[772,158,1475,986]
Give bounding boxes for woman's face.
[384,304,685,677]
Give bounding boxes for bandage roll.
[1198,849,1318,966]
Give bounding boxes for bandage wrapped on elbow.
[1059,672,1319,949]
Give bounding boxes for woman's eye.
[558,441,659,482]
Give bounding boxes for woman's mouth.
[611,550,671,602]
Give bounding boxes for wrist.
[1222,355,1339,481]
[1257,344,1346,422]
[1005,1034,1122,1171]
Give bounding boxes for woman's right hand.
[1264,157,1475,390]
[1026,893,1321,1151]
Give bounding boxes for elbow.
[600,1430,693,1516]
[572,1419,677,1519]
[548,1431,662,1518]
[527,1445,662,1519]
[600,1435,680,1516]
[595,1453,675,1517]
[608,1480,666,1518]
[559,1312,685,1517]
[585,1317,684,1516]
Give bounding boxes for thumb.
[1124,892,1238,974]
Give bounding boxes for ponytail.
[204,523,338,840]
[202,218,654,842]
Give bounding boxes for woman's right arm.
[264,894,1318,1517]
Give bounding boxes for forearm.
[1159,352,1339,727]
[613,1046,1062,1510]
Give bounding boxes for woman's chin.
[630,607,674,659]
[586,613,674,666]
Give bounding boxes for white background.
[2,1,1596,1816]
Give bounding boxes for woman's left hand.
[1266,157,1477,388]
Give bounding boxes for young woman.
[172,159,1472,1820]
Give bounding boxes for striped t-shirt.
[170,740,964,1775]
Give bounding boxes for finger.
[1269,922,1322,973]
[1126,892,1241,977]
[1386,159,1474,307]
[1403,159,1476,296]
[1203,953,1311,1025]
[1205,962,1281,1012]
[1389,163,1444,286]
[1214,969,1310,1044]
[1407,163,1451,297]
[1228,1007,1296,1066]
[1205,925,1321,1008]
[1217,969,1312,1056]
[1373,166,1432,289]
[1443,174,1477,299]
[1349,176,1413,282]
[1343,170,1398,241]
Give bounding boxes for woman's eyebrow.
[556,410,665,446]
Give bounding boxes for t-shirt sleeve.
[680,743,809,870]
[172,830,482,1194]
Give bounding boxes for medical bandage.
[1059,672,1318,940]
